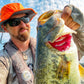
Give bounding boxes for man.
[0,2,84,84]
[0,3,37,84]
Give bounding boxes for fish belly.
[35,39,81,84]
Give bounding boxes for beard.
[16,33,29,42]
[11,27,30,42]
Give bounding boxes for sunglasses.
[4,15,30,27]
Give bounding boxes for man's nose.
[19,20,27,27]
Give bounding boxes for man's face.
[5,13,31,42]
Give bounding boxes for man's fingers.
[63,6,72,16]
[61,6,80,30]
[68,22,80,30]
[61,6,72,22]
[70,23,80,30]
[61,13,69,22]
[65,16,73,26]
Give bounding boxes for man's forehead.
[10,13,26,19]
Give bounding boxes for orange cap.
[0,11,1,19]
[0,3,37,26]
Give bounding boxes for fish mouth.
[48,34,72,51]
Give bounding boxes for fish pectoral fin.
[79,64,84,81]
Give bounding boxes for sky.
[0,0,84,50]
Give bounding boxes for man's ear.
[1,25,8,32]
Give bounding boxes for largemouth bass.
[35,10,84,84]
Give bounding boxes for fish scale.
[36,48,69,84]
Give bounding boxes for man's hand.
[61,6,80,30]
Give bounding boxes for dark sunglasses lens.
[7,16,30,27]
[8,19,21,26]
[21,17,30,23]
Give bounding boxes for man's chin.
[16,34,29,42]
[19,32,30,41]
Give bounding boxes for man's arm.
[0,56,9,84]
[61,5,84,60]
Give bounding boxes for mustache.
[19,27,29,32]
